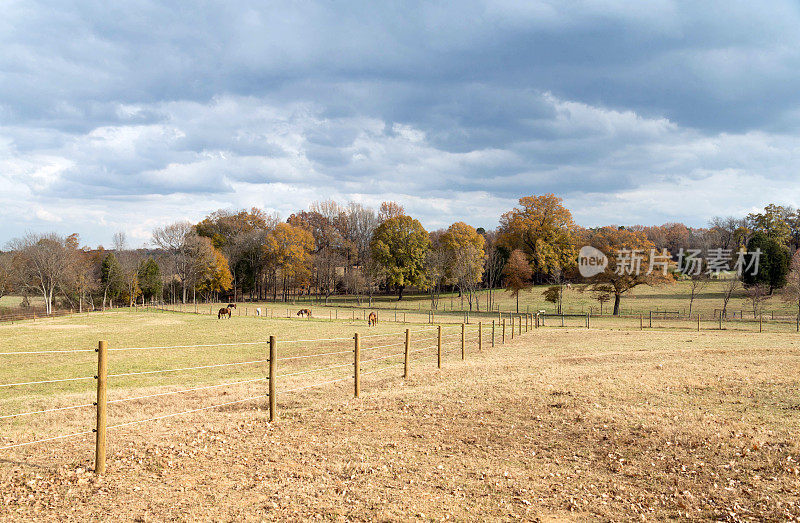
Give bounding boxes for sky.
[3,1,800,248]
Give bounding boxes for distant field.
[258,279,799,319]
[1,309,798,519]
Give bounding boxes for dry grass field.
[1,311,800,520]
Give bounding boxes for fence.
[0,318,528,473]
[532,311,800,334]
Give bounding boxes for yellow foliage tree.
[264,223,315,300]
[196,247,233,298]
[499,194,577,282]
[441,222,485,310]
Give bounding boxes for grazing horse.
[218,306,233,319]
[227,303,237,310]
[368,311,378,327]
[296,309,312,318]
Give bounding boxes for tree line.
[2,196,799,318]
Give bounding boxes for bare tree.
[720,276,740,319]
[346,202,380,266]
[8,233,72,315]
[0,252,13,302]
[745,284,771,319]
[152,222,194,303]
[378,201,404,222]
[483,231,505,311]
[451,244,483,311]
[781,250,800,322]
[687,273,710,317]
[113,231,142,306]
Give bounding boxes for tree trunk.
[397,285,405,301]
[613,293,621,316]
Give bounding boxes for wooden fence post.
[525,314,528,332]
[518,315,522,336]
[640,313,643,330]
[437,325,442,368]
[461,323,465,360]
[478,321,482,351]
[586,313,590,329]
[759,315,762,333]
[269,336,276,422]
[354,333,361,397]
[502,319,506,344]
[404,329,410,378]
[649,311,652,328]
[94,340,108,474]
[492,320,495,347]
[698,314,701,332]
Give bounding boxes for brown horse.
[368,311,378,327]
[218,306,233,319]
[296,309,312,318]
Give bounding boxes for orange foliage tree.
[499,194,577,283]
[580,227,670,315]
[264,223,315,301]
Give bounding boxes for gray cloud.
[1,1,800,245]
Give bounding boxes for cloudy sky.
[3,1,800,247]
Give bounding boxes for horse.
[368,311,378,327]
[218,306,233,319]
[255,307,262,317]
[296,309,312,318]
[227,303,237,309]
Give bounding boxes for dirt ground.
[2,327,800,521]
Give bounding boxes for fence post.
[404,329,410,378]
[518,315,522,336]
[649,311,652,328]
[511,317,515,339]
[586,313,589,329]
[502,319,506,344]
[492,320,495,347]
[478,321,482,351]
[354,333,361,397]
[698,314,701,332]
[269,336,276,422]
[437,325,442,368]
[93,340,108,474]
[640,313,643,330]
[525,314,528,332]
[719,313,722,330]
[461,323,465,360]
[759,315,762,333]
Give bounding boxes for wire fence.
[0,319,515,470]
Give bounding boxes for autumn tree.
[747,204,792,246]
[195,208,275,300]
[370,215,430,300]
[581,227,669,316]
[442,222,485,311]
[499,194,576,283]
[264,223,315,301]
[503,249,532,313]
[196,248,233,300]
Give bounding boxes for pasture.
[1,308,799,519]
